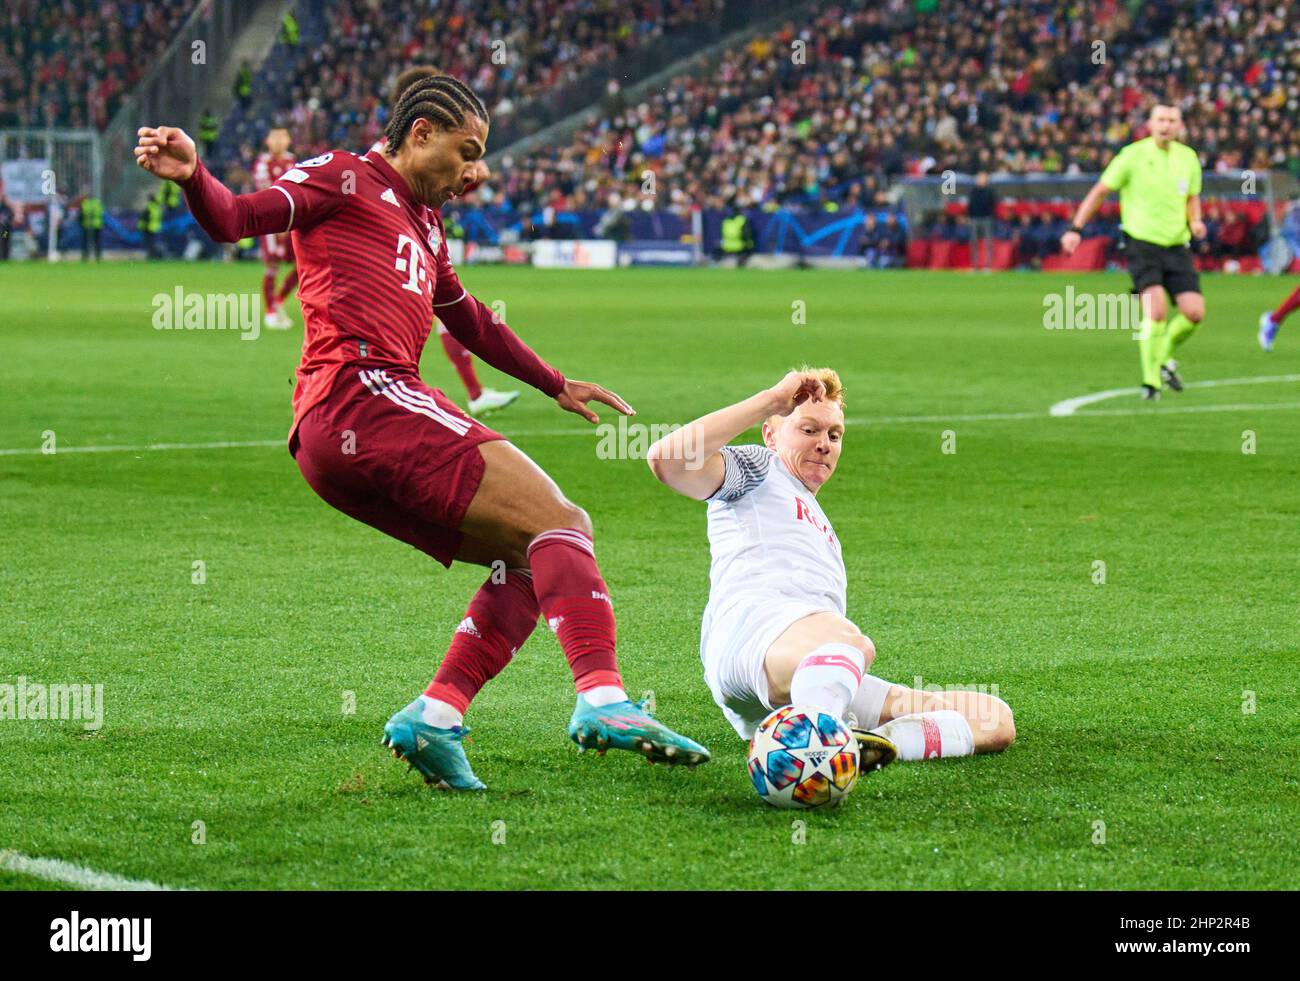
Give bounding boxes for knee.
[1140,292,1167,322]
[983,697,1016,753]
[828,624,875,671]
[855,634,876,671]
[521,501,592,555]
[559,502,593,538]
[1181,301,1205,323]
[816,626,878,670]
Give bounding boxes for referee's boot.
[1160,360,1184,392]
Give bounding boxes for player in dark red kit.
[251,126,297,329]
[374,66,518,418]
[134,74,709,791]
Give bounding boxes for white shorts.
[700,598,831,740]
[700,598,896,741]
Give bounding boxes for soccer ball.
[747,704,860,809]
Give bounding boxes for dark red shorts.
[291,362,504,567]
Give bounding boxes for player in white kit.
[647,368,1015,765]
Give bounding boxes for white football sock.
[788,643,866,720]
[848,674,893,731]
[872,709,974,761]
[417,694,463,729]
[582,685,629,707]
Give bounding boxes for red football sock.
[424,569,539,714]
[1272,284,1300,325]
[276,268,298,304]
[526,529,623,693]
[439,329,484,401]
[262,268,277,312]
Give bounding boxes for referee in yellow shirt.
[1061,104,1207,400]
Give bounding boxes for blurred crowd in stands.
[500,0,1299,218]
[3,0,1296,265]
[0,0,198,130]
[214,0,724,184]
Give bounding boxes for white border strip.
[0,849,180,891]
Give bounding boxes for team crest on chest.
[426,225,443,255]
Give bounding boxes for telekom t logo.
[394,234,429,296]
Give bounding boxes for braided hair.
[384,74,488,153]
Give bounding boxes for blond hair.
[766,366,846,432]
[798,365,845,409]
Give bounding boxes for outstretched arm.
[135,126,291,242]
[646,370,827,500]
[435,294,633,424]
[1060,180,1111,255]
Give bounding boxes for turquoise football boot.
[382,700,486,791]
[568,694,710,767]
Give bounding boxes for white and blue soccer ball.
[747,704,860,809]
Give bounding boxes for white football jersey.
[702,444,847,622]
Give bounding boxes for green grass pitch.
[1,262,1297,890]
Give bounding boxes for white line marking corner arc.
[1050,374,1300,417]
[0,849,184,891]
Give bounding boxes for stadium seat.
[906,239,932,268]
[927,240,955,269]
[1042,237,1107,271]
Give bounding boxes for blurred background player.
[252,126,297,330]
[647,368,1015,765]
[1061,103,1206,401]
[372,66,518,417]
[78,194,104,261]
[1258,281,1300,352]
[1256,199,1300,350]
[967,172,996,272]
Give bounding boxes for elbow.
[199,219,240,244]
[645,440,684,487]
[645,442,670,483]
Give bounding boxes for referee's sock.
[1164,312,1200,357]
[1138,315,1167,388]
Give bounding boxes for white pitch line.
[5,377,1300,457]
[0,849,180,891]
[1050,373,1300,416]
[0,439,284,457]
[855,400,1300,425]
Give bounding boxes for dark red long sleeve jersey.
[179,149,565,440]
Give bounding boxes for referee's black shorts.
[1123,233,1200,296]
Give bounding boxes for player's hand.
[133,126,198,183]
[1189,219,1207,240]
[765,370,826,417]
[555,379,634,425]
[1059,230,1081,256]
